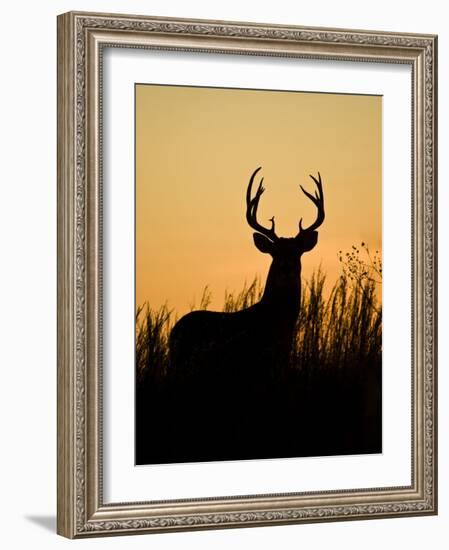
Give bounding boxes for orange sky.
[136,84,382,316]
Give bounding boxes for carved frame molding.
[57,11,437,538]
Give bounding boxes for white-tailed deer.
[169,167,325,382]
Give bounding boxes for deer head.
[246,166,325,261]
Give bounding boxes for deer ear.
[253,233,274,254]
[297,230,318,252]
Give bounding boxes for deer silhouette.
[169,167,325,378]
[166,167,325,460]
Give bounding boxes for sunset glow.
[136,84,382,316]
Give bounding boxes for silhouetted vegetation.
[136,246,382,464]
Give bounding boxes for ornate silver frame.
[57,11,438,538]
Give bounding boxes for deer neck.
[260,257,302,318]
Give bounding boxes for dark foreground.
[136,358,381,464]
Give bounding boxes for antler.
[246,167,278,241]
[298,172,325,233]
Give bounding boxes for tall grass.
[135,304,173,384]
[293,269,381,373]
[136,270,381,382]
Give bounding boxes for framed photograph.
[57,11,437,538]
